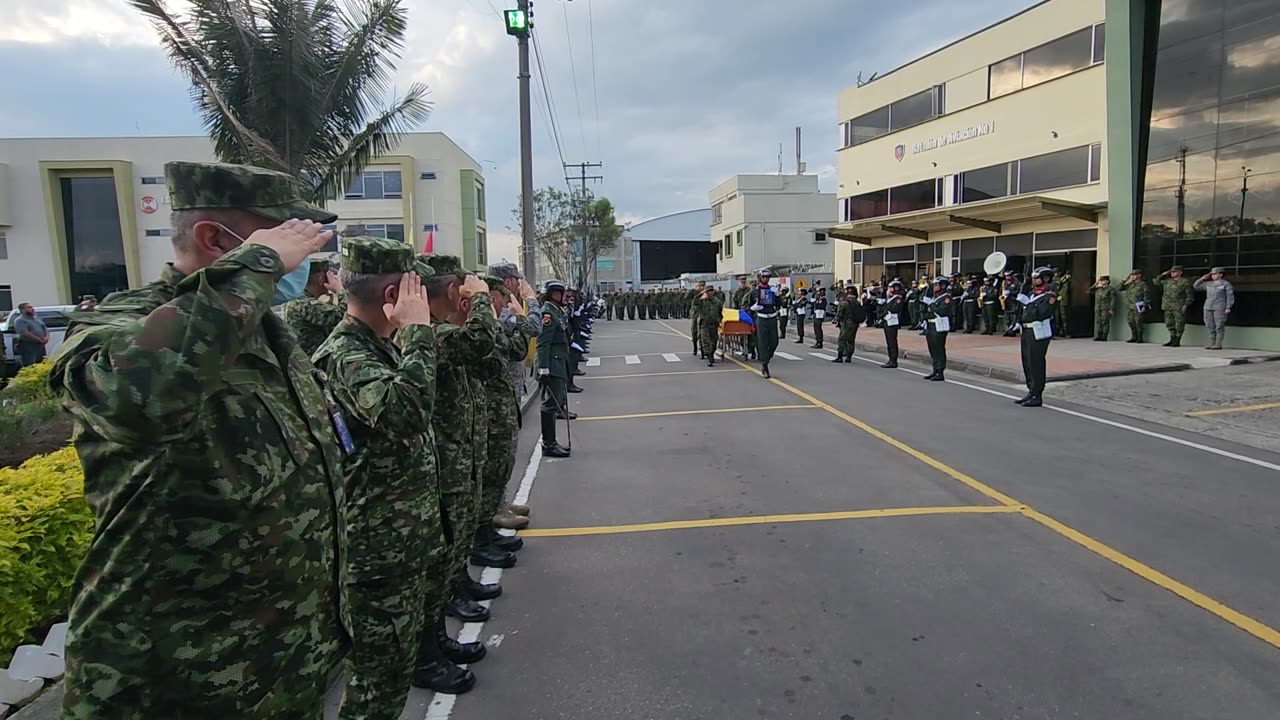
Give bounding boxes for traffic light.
[504,9,529,36]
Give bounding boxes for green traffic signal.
[505,9,528,36]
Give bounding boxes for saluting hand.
[385,272,432,329]
[245,218,333,273]
[459,274,489,299]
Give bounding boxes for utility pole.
[1174,144,1188,237]
[1240,166,1252,233]
[563,161,603,291]
[506,2,537,284]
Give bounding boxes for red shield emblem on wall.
[894,145,905,162]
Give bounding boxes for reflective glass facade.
[1138,0,1280,328]
[60,177,128,302]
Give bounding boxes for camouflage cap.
[164,161,337,223]
[1210,266,1226,274]
[412,256,436,282]
[481,274,504,292]
[424,253,467,277]
[489,261,523,280]
[1170,265,1184,272]
[338,236,413,274]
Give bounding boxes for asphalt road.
[416,318,1280,720]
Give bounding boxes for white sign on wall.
[905,121,996,157]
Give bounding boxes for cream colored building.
[832,0,1107,326]
[0,132,486,309]
[709,174,836,276]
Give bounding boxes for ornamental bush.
[3,360,54,403]
[0,446,92,664]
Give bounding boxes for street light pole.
[516,0,537,285]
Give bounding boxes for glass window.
[143,229,173,237]
[363,172,385,200]
[476,228,487,265]
[889,88,936,131]
[344,173,364,199]
[0,286,11,313]
[1093,22,1106,63]
[889,179,936,215]
[962,162,1011,202]
[848,106,890,146]
[885,245,914,262]
[1022,27,1094,89]
[384,171,403,198]
[712,203,723,224]
[1017,146,1091,193]
[723,234,733,258]
[386,224,405,242]
[60,177,128,302]
[736,230,743,246]
[1089,143,1103,182]
[1151,32,1224,121]
[0,231,6,259]
[1034,229,1098,252]
[476,184,485,220]
[989,55,1023,98]
[140,176,164,185]
[421,171,438,180]
[848,189,889,220]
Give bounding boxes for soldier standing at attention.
[626,288,637,320]
[778,286,791,339]
[689,280,707,356]
[1053,269,1072,337]
[810,286,829,350]
[980,276,1000,335]
[961,279,980,333]
[697,284,723,367]
[412,257,496,694]
[487,262,536,529]
[1156,265,1194,347]
[832,286,861,363]
[1015,267,1057,408]
[1194,267,1235,350]
[49,162,346,718]
[1089,275,1118,341]
[1001,270,1022,336]
[744,269,781,378]
[880,280,906,368]
[922,276,954,382]
[537,280,574,457]
[1121,269,1151,343]
[282,252,346,356]
[792,287,809,344]
[311,238,449,718]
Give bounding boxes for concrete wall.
[710,174,836,275]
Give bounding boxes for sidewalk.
[851,330,1280,384]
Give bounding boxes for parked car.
[2,306,75,378]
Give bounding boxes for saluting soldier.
[280,253,347,356]
[50,162,347,718]
[1089,275,1118,341]
[537,280,574,458]
[1122,269,1151,343]
[1156,265,1194,347]
[923,276,955,381]
[1015,267,1057,407]
[880,280,907,368]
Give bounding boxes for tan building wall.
[709,174,836,276]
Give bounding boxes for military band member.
[923,276,954,381]
[1016,267,1057,407]
[880,280,906,368]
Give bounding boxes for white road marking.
[662,353,681,363]
[810,352,838,361]
[625,355,641,365]
[848,355,1280,473]
[428,444,543,719]
[775,352,802,361]
[586,357,601,367]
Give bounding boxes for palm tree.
[129,0,431,203]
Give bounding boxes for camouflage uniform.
[1121,272,1151,342]
[480,278,540,523]
[312,238,443,720]
[1090,281,1118,340]
[283,291,347,357]
[697,290,723,360]
[1156,269,1195,345]
[835,294,859,359]
[49,162,347,719]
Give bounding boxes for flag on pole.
[422,229,434,253]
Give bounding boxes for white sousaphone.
[983,251,1008,276]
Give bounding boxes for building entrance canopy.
[827,195,1105,244]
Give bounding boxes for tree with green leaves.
[130,0,430,203]
[512,187,621,291]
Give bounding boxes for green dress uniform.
[924,290,954,379]
[1053,273,1072,337]
[1018,286,1056,405]
[881,292,906,366]
[311,238,443,720]
[49,162,347,719]
[1089,283,1118,340]
[980,283,1000,335]
[1121,273,1151,342]
[1156,271,1195,346]
[834,295,859,361]
[744,284,781,371]
[537,296,572,447]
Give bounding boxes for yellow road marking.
[522,505,1019,538]
[1185,401,1280,417]
[580,369,749,380]
[578,404,817,422]
[655,318,1280,651]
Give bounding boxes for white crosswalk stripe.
[662,353,681,363]
[625,355,641,365]
[810,352,838,361]
[586,357,601,367]
[775,352,802,361]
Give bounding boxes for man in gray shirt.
[1194,267,1235,350]
[13,303,48,366]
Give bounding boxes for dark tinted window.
[962,163,1011,202]
[1035,229,1098,252]
[1022,27,1094,88]
[1093,22,1106,63]
[890,88,936,131]
[1089,143,1102,182]
[960,237,995,260]
[885,245,915,262]
[996,233,1034,258]
[989,55,1022,98]
[849,107,890,146]
[889,179,936,215]
[60,177,128,303]
[1018,146,1091,193]
[850,189,889,220]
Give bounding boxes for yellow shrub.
[0,446,92,663]
[3,360,54,403]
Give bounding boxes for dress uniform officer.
[880,280,906,368]
[923,276,954,382]
[1016,267,1057,407]
[537,280,573,458]
[743,269,782,378]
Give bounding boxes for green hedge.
[0,446,92,664]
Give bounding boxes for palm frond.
[309,82,432,202]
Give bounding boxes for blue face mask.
[211,222,312,305]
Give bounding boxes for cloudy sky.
[0,0,1034,263]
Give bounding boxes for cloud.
[0,0,1037,261]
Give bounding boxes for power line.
[529,53,559,153]
[531,29,570,174]
[586,0,602,159]
[561,0,589,159]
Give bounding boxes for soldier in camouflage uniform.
[49,162,347,718]
[689,280,706,355]
[490,262,537,528]
[626,289,637,320]
[281,254,347,356]
[1156,264,1195,347]
[1121,269,1151,343]
[1089,275,1118,341]
[310,238,450,717]
[696,284,723,367]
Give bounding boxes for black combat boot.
[1014,394,1033,405]
[1022,395,1043,408]
[881,361,898,368]
[436,617,487,664]
[761,364,771,379]
[1170,335,1181,347]
[566,384,584,393]
[412,636,477,694]
[446,594,490,622]
[541,413,571,458]
[470,544,517,569]
[490,527,523,552]
[456,564,502,601]
[930,373,945,382]
[831,355,844,363]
